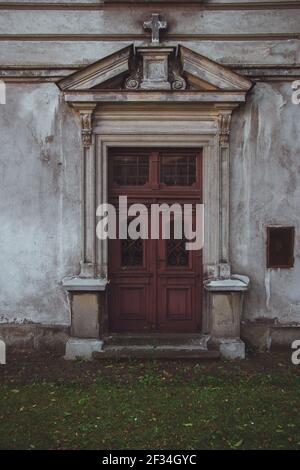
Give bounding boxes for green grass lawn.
[0,353,300,450]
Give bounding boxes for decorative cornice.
[1,65,300,83]
[65,91,248,104]
[0,33,299,42]
[0,2,299,11]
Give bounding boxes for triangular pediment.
[179,46,252,92]
[58,44,252,94]
[58,45,133,91]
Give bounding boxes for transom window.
[112,154,149,186]
[110,149,201,189]
[160,154,196,186]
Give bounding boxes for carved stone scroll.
[124,63,143,90]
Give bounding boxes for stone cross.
[143,13,167,44]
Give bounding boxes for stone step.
[93,346,220,360]
[92,333,220,360]
[104,333,210,348]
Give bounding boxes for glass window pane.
[160,154,196,186]
[113,154,149,186]
[166,220,189,267]
[121,239,143,267]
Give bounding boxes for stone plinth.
[137,47,174,90]
[62,277,107,358]
[70,293,100,339]
[62,277,107,340]
[205,275,250,359]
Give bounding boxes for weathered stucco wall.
[230,82,300,325]
[1,81,299,328]
[0,1,299,333]
[0,83,81,325]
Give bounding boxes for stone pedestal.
[138,47,173,90]
[62,276,107,359]
[71,293,100,339]
[204,275,250,360]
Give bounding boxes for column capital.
[218,112,232,146]
[72,103,97,149]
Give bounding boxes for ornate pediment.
[58,45,133,91]
[179,46,252,92]
[58,12,252,102]
[58,44,252,94]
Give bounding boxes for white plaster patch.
[0,340,6,365]
[255,84,285,161]
[0,80,6,104]
[265,269,271,310]
[19,87,59,143]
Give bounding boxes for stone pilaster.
[73,104,97,278]
[218,112,232,269]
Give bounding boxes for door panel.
[156,219,201,331]
[109,229,154,332]
[110,279,152,331]
[108,148,203,333]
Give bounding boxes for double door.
[108,148,203,333]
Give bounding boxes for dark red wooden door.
[108,148,203,333]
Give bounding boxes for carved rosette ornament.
[218,113,232,146]
[80,113,92,148]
